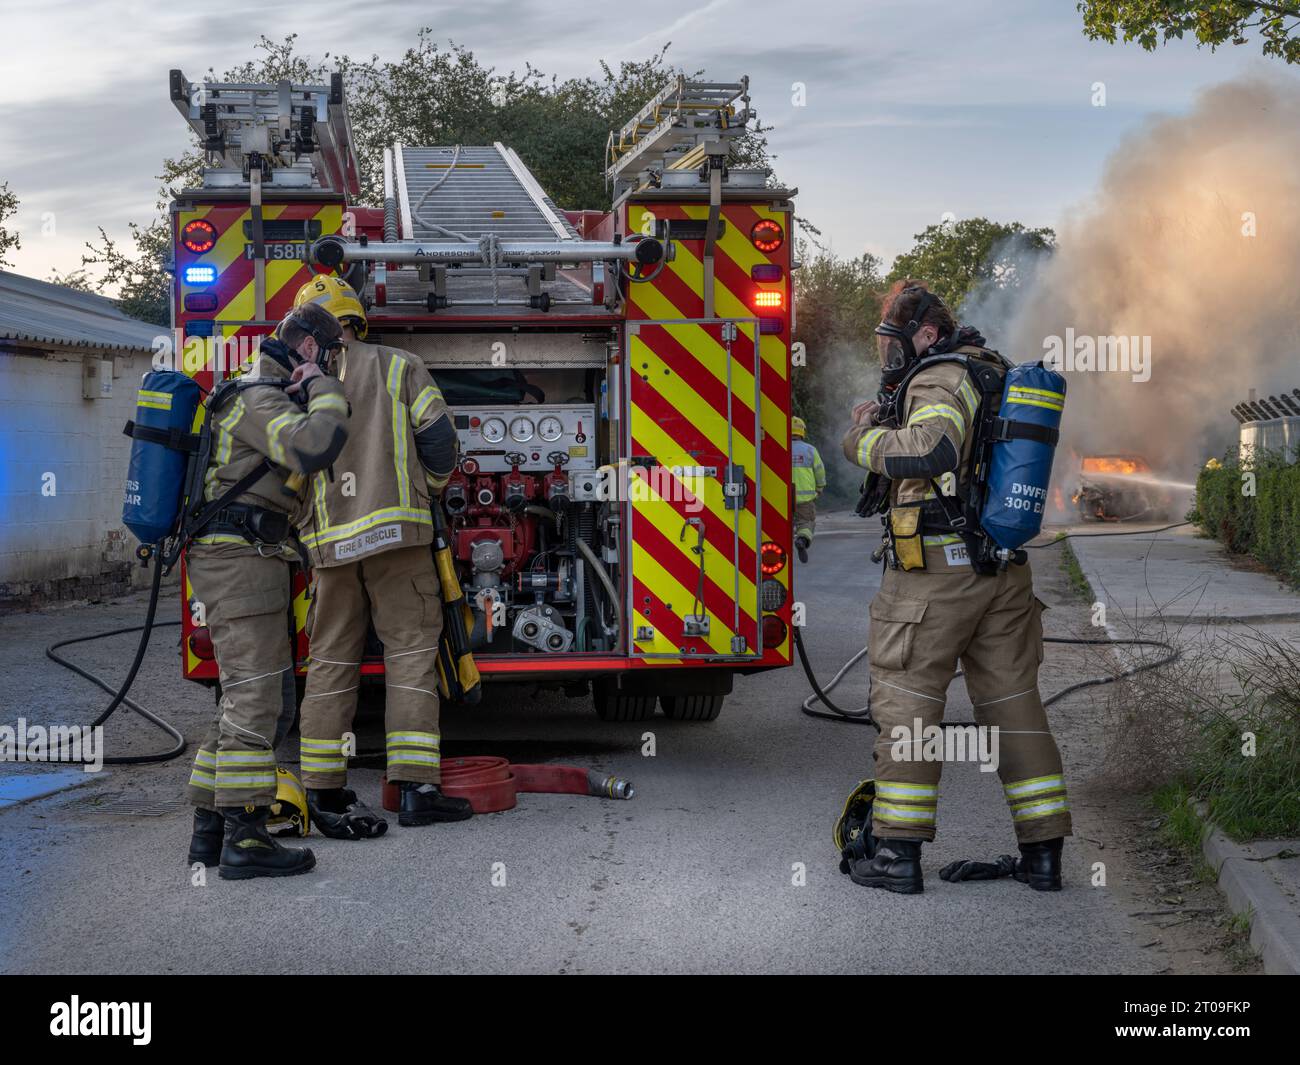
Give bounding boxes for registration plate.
[243,241,307,260]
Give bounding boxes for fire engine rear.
[168,71,796,721]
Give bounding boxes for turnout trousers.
[298,544,444,788]
[867,546,1072,844]
[794,500,817,541]
[185,544,296,810]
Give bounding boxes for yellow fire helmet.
[293,275,368,340]
[267,767,310,837]
[792,416,807,439]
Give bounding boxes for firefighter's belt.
[206,502,291,547]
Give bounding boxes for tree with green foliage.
[44,267,96,293]
[1079,1,1300,63]
[0,182,21,269]
[792,246,885,501]
[887,218,1054,312]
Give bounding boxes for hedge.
[1194,452,1300,586]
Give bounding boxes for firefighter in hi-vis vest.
[839,280,1070,895]
[292,277,472,836]
[791,416,826,563]
[184,302,350,880]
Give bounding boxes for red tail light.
[761,541,787,575]
[753,290,784,309]
[762,614,788,648]
[750,219,784,253]
[181,219,217,254]
[190,627,215,661]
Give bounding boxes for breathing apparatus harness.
[857,324,1064,576]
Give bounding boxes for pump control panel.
[451,404,599,473]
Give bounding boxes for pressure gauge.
[509,416,535,443]
[538,416,564,442]
[481,417,506,443]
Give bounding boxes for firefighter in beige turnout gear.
[293,277,472,832]
[840,281,1070,895]
[184,302,349,879]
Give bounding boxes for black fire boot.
[1012,837,1064,892]
[308,787,388,840]
[795,535,810,564]
[397,781,473,827]
[187,807,225,867]
[848,837,924,894]
[218,806,316,880]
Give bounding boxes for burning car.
[1072,454,1173,521]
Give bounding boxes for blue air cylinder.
[979,362,1066,551]
[122,370,203,545]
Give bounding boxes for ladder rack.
[606,77,752,195]
[168,69,360,197]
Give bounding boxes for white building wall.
[0,348,158,599]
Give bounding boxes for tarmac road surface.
[0,513,1157,974]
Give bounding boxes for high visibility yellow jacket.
[194,352,349,550]
[791,439,825,503]
[300,341,457,568]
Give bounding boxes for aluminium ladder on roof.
[394,143,580,243]
[168,69,359,197]
[605,76,751,193]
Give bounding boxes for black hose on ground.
[796,524,1188,726]
[43,548,187,764]
[795,627,1179,727]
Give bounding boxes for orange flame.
[1081,456,1149,475]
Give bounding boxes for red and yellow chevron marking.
[182,566,201,676]
[621,201,794,666]
[175,203,344,387]
[626,320,763,660]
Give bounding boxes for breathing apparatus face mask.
[283,312,344,374]
[874,288,938,391]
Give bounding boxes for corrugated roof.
[0,270,162,354]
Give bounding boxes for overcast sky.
[0,0,1274,283]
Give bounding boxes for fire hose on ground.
[45,599,635,808]
[381,757,633,815]
[42,549,635,806]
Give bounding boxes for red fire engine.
[168,69,796,722]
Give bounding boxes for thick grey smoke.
[808,339,879,502]
[974,74,1300,482]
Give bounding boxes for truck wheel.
[660,694,724,722]
[592,678,657,722]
